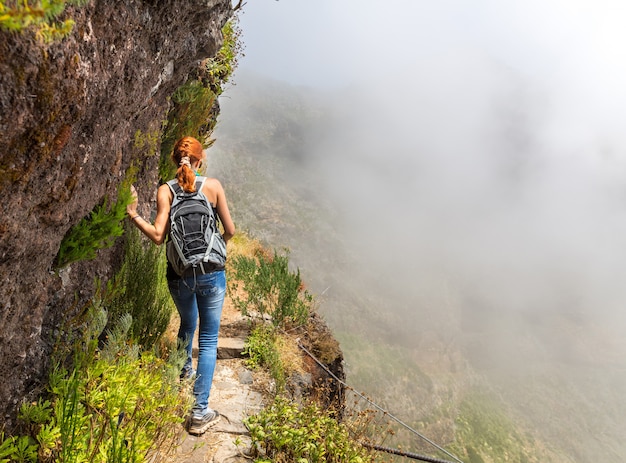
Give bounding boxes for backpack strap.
[166,179,182,195]
[196,176,207,192]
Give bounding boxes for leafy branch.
[55,166,136,269]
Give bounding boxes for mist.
[236,0,626,346]
[303,56,626,380]
[320,52,626,321]
[215,0,626,460]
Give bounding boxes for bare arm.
[127,184,172,245]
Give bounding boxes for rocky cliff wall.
[0,0,232,428]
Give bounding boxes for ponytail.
[172,137,204,193]
[175,158,196,193]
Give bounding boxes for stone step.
[218,337,247,359]
[192,336,246,359]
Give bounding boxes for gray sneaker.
[188,410,220,435]
[180,368,196,381]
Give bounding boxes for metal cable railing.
[297,340,465,463]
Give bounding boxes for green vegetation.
[159,19,242,182]
[0,0,87,42]
[105,226,174,350]
[244,324,285,388]
[199,19,243,96]
[159,80,218,181]
[229,235,377,462]
[55,166,136,269]
[230,248,312,328]
[243,323,306,392]
[245,396,373,463]
[0,300,188,463]
[451,390,546,463]
[133,129,160,158]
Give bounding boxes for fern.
[55,167,136,269]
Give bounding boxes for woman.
[127,136,235,435]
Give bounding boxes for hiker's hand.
[127,185,139,216]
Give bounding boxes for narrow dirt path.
[164,298,267,463]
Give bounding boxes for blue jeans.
[168,270,226,416]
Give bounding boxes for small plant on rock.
[0,0,88,42]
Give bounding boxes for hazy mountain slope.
[209,70,626,463]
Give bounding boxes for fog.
[236,0,626,340]
[217,0,626,460]
[322,54,626,325]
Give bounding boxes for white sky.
[237,0,626,156]
[238,0,626,88]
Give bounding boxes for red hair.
[171,136,203,193]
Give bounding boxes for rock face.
[0,0,232,428]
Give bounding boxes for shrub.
[229,248,312,328]
[4,303,190,463]
[106,226,173,349]
[246,396,373,463]
[244,324,285,389]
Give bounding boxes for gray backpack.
[165,177,226,276]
